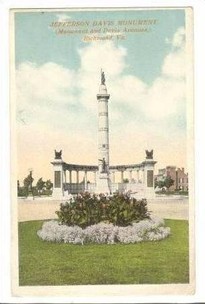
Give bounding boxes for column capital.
[97,94,110,100]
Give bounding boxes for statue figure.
[145,149,153,159]
[55,150,62,159]
[101,70,105,85]
[99,158,107,173]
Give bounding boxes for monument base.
[96,173,111,194]
[144,188,156,199]
[52,188,65,200]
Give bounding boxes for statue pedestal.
[51,158,65,200]
[96,172,111,194]
[144,188,156,199]
[52,188,64,200]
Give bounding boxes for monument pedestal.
[143,157,157,199]
[144,188,156,199]
[96,173,111,194]
[51,155,65,200]
[52,188,65,200]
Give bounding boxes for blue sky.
[14,9,187,181]
[15,9,185,84]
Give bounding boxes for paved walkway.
[148,198,189,220]
[18,196,189,222]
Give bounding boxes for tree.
[36,178,45,195]
[45,179,53,190]
[23,172,34,196]
[155,178,164,189]
[155,176,174,190]
[164,176,174,190]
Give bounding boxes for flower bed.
[37,216,171,245]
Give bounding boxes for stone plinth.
[96,172,111,194]
[51,158,65,199]
[142,158,157,199]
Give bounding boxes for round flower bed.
[37,216,171,245]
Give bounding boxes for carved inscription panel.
[147,170,154,187]
[54,171,61,188]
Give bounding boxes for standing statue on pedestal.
[99,158,107,173]
[101,70,105,85]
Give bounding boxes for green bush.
[56,192,150,228]
[18,186,28,197]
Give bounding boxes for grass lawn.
[19,219,189,285]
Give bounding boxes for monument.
[96,70,111,194]
[51,71,157,199]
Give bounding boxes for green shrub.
[56,192,150,228]
[18,186,28,197]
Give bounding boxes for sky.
[14,8,188,183]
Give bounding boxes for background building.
[155,166,188,191]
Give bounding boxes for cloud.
[76,29,186,122]
[17,27,186,125]
[162,27,185,79]
[55,13,72,22]
[172,26,185,48]
[16,62,81,127]
[16,26,187,179]
[78,41,127,75]
[140,26,186,120]
[16,62,76,105]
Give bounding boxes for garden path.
[18,197,189,222]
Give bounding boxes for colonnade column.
[121,171,124,183]
[64,170,67,183]
[112,172,115,183]
[69,170,72,184]
[129,170,132,183]
[93,171,97,184]
[76,170,79,184]
[84,171,87,190]
[137,169,139,183]
[142,168,145,184]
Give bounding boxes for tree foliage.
[22,172,34,196]
[45,179,53,190]
[155,176,174,190]
[164,176,174,189]
[18,175,53,197]
[36,178,45,194]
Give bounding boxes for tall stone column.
[51,150,64,199]
[96,70,111,194]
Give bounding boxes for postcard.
[10,7,194,297]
